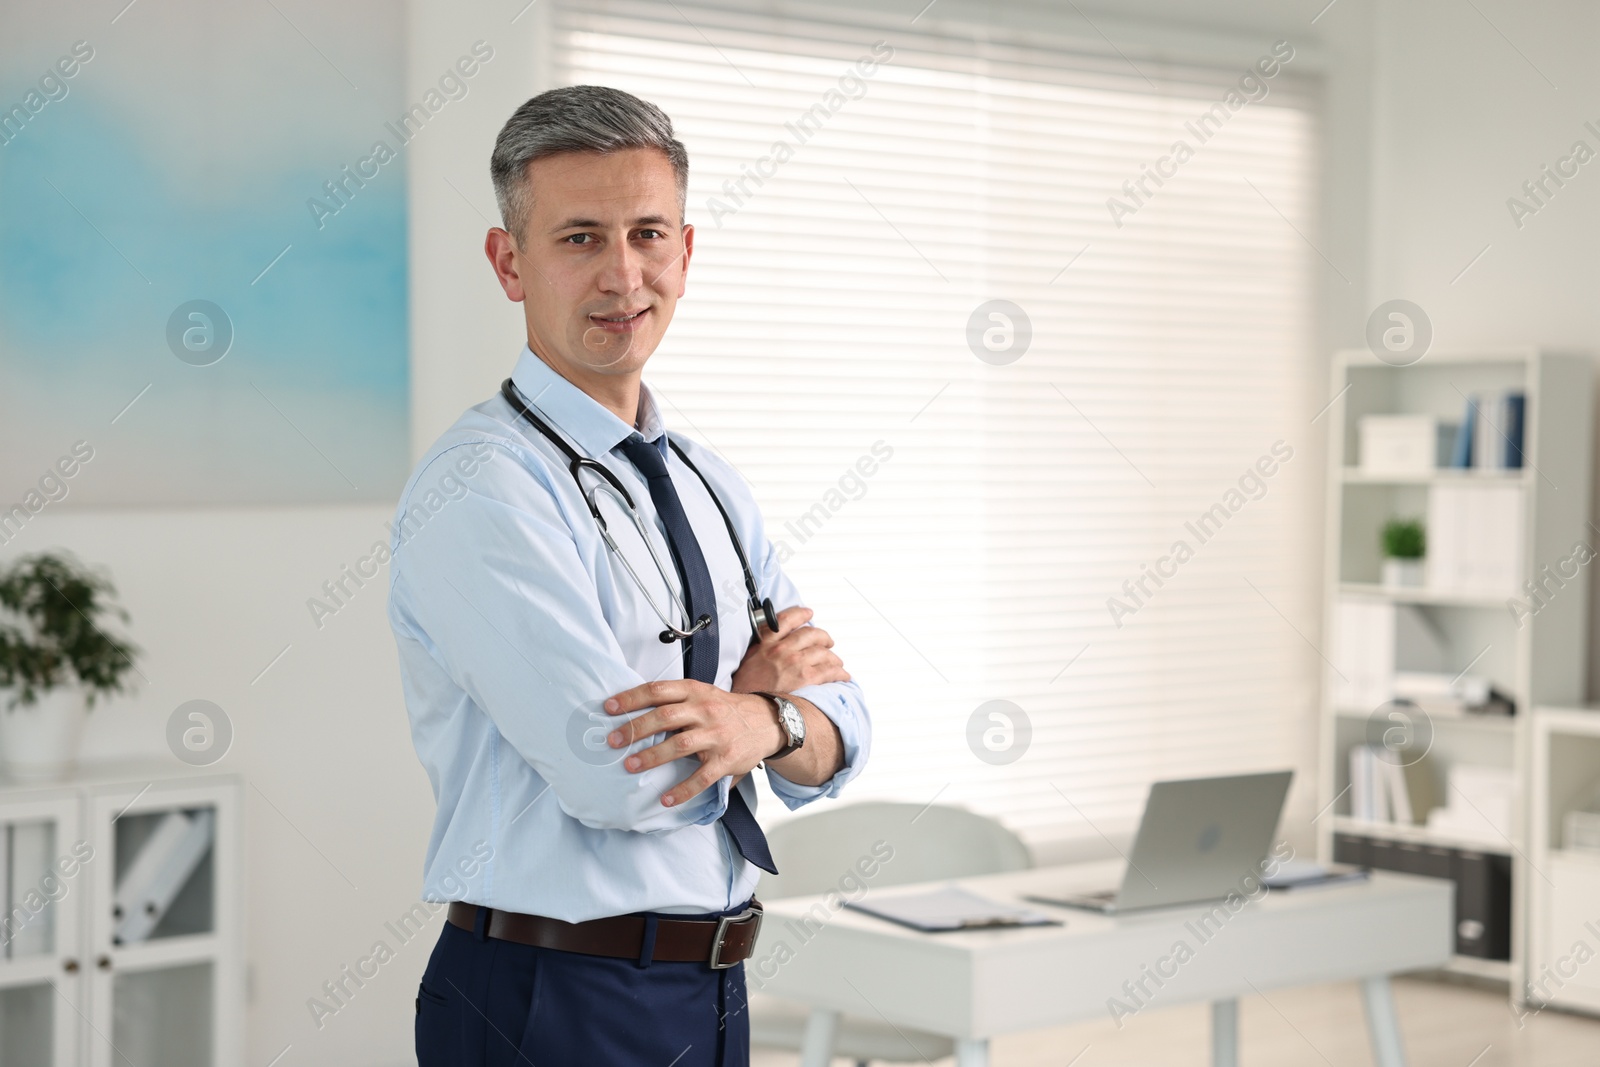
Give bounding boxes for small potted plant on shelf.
[1380,518,1426,588]
[0,552,140,781]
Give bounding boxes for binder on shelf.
[1333,599,1394,710]
[1448,396,1476,468]
[1333,833,1369,867]
[1426,482,1524,596]
[1474,393,1502,472]
[1332,599,1448,712]
[1501,393,1526,468]
[1365,836,1403,873]
[1454,850,1512,960]
[111,809,214,945]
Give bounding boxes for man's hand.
[730,606,849,694]
[602,680,783,808]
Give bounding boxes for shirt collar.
[507,344,669,458]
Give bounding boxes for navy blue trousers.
[415,899,752,1067]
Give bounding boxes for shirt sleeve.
[388,439,728,835]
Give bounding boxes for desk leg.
[797,1008,838,1067]
[1211,998,1238,1067]
[1360,975,1408,1067]
[953,1037,989,1067]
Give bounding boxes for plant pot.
[1382,557,1425,589]
[0,688,89,782]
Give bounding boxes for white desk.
[752,860,1453,1067]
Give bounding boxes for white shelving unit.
[1529,706,1600,1017]
[1316,348,1594,999]
[0,762,242,1066]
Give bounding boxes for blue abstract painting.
[0,0,409,506]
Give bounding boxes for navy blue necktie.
[616,433,778,876]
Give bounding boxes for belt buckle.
[708,902,763,970]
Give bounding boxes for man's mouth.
[589,308,650,332]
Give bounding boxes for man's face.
[494,146,692,383]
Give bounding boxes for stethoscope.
[500,379,779,645]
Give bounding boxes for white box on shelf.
[1360,414,1450,476]
[1428,763,1516,842]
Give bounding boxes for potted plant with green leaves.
[1380,518,1426,589]
[0,552,139,780]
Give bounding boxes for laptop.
[1028,770,1293,915]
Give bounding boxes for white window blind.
[555,0,1321,850]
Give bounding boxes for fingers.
[779,625,834,652]
[803,648,851,684]
[605,678,699,717]
[661,762,722,808]
[762,605,813,641]
[623,728,708,773]
[605,694,700,748]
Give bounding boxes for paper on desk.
[843,884,1062,932]
[1264,859,1370,891]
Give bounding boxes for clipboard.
[842,885,1063,932]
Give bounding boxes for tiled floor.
[751,977,1600,1066]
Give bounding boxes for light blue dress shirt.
[387,346,871,921]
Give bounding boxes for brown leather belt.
[446,901,763,969]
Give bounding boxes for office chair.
[748,801,1033,1066]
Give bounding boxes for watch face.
[781,702,805,740]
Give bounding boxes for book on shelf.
[1446,390,1526,472]
[1347,744,1440,826]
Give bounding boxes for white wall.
[407,0,552,459]
[1364,0,1600,695]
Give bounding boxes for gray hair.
[490,85,689,242]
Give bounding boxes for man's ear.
[485,227,526,302]
[677,222,695,298]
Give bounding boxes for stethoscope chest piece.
[752,596,778,635]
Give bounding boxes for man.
[387,85,872,1066]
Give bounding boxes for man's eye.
[638,229,665,240]
[565,233,594,245]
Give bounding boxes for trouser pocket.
[415,982,452,1067]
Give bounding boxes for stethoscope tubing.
[498,378,778,642]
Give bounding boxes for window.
[557,0,1321,850]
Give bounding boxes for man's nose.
[595,238,645,294]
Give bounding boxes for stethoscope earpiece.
[661,615,712,643]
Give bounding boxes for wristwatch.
[756,692,806,762]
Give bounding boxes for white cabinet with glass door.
[0,768,241,1067]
